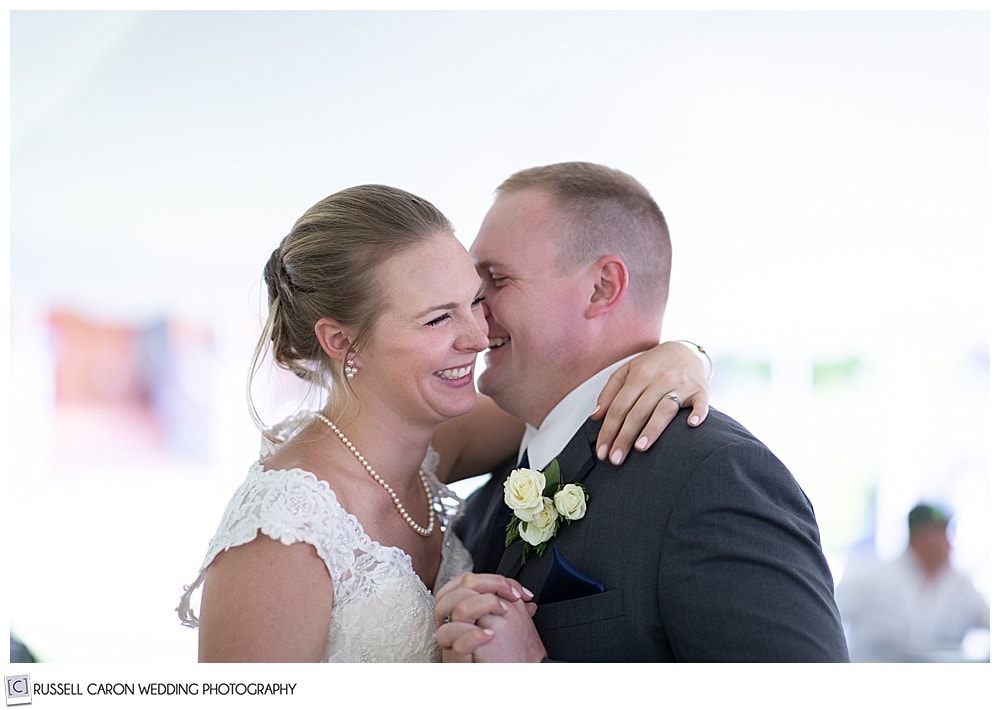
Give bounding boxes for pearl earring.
[344,358,358,379]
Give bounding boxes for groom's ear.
[314,318,354,365]
[584,255,628,319]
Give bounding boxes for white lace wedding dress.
[177,413,473,662]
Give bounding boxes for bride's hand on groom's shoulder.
[593,340,711,466]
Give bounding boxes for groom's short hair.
[496,161,672,316]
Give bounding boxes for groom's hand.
[433,572,534,627]
[466,599,547,663]
[437,600,545,662]
[435,573,537,661]
[437,619,492,661]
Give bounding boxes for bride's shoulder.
[422,443,441,477]
[257,412,329,473]
[252,415,368,521]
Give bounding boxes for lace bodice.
[178,414,473,662]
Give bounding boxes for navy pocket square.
[539,548,605,604]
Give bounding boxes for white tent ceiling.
[9,10,990,356]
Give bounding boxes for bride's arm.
[197,535,333,662]
[433,340,712,483]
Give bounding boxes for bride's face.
[352,231,488,426]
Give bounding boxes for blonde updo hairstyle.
[248,184,454,435]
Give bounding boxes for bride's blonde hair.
[248,184,454,437]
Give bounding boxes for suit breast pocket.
[533,588,625,634]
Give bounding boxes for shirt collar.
[518,354,637,470]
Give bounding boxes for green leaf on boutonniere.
[541,458,561,497]
[504,513,521,548]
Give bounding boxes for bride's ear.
[314,318,354,366]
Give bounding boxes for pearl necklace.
[315,413,436,537]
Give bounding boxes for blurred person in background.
[836,502,990,661]
[176,184,711,662]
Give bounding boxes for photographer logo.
[4,675,31,706]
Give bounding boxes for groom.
[438,162,849,661]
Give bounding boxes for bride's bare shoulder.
[259,418,330,476]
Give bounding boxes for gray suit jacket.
[468,408,849,662]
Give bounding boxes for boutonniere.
[503,459,588,563]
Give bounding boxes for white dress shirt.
[517,355,634,470]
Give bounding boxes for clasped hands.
[434,572,547,662]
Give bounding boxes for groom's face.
[470,188,592,427]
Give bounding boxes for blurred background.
[6,10,990,664]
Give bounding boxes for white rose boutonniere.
[554,483,587,520]
[503,467,547,521]
[503,459,588,562]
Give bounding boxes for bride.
[177,184,709,662]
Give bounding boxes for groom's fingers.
[450,593,511,626]
[435,587,516,628]
[434,587,482,626]
[434,573,535,627]
[437,622,495,656]
[469,600,548,663]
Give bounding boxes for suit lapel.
[495,420,601,578]
[496,527,525,577]
[555,419,600,486]
[469,453,516,573]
